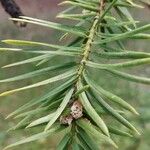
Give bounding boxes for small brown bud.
[71,101,83,119]
[59,115,73,125]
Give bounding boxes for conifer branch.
[0,0,149,149]
[77,0,106,76]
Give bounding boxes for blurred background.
[0,0,149,150]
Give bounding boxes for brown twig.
[0,0,27,27]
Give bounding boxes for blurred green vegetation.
[0,2,149,150]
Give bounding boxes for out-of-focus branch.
[0,0,27,27]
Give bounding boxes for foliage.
[0,0,150,149]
